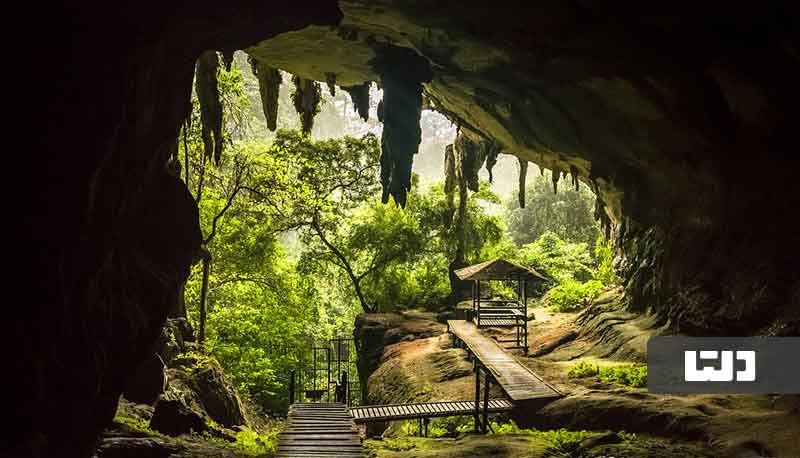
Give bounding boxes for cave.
[16,2,799,457]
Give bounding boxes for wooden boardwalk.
[277,403,363,458]
[448,320,560,403]
[349,399,514,423]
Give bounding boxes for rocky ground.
[357,291,800,458]
[91,319,279,458]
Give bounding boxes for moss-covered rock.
[162,356,248,430]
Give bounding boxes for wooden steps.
[277,403,363,458]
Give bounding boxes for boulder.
[149,399,207,437]
[93,437,181,458]
[163,357,247,429]
[122,353,166,405]
[192,361,246,428]
[156,318,195,368]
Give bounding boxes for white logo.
[684,350,756,382]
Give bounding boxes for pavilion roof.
[453,258,548,282]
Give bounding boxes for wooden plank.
[448,320,560,403]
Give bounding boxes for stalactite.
[378,75,423,206]
[570,165,579,191]
[249,57,282,132]
[325,72,336,96]
[195,50,223,165]
[372,45,432,206]
[454,132,488,192]
[594,197,612,239]
[291,75,322,134]
[518,157,528,208]
[551,167,560,194]
[342,82,370,121]
[484,142,501,183]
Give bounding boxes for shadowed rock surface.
[18,2,800,457]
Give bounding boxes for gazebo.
[454,259,548,350]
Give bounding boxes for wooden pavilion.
[454,259,548,350]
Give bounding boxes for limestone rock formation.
[22,2,800,456]
[149,399,208,437]
[122,353,167,406]
[161,356,247,430]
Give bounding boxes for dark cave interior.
[14,2,799,457]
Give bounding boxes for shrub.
[230,427,280,455]
[567,362,647,388]
[598,365,647,388]
[518,232,594,284]
[567,361,599,379]
[593,235,619,285]
[547,279,604,312]
[489,421,589,455]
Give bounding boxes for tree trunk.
[449,168,471,301]
[198,246,211,348]
[312,223,374,313]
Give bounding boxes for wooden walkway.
[349,399,514,423]
[276,403,363,458]
[448,320,560,403]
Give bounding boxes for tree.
[255,130,386,313]
[300,194,425,312]
[178,51,258,346]
[506,174,600,248]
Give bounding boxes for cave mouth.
[21,2,800,457]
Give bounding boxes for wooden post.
[289,369,296,405]
[523,279,528,352]
[482,373,491,433]
[474,362,481,432]
[424,417,429,437]
[341,371,349,405]
[326,347,331,402]
[472,281,477,318]
[476,280,481,328]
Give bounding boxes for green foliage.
[593,235,619,285]
[618,430,639,444]
[229,427,280,455]
[506,231,617,312]
[506,174,600,248]
[546,279,604,312]
[598,365,648,388]
[517,232,594,284]
[112,415,168,440]
[567,361,599,379]
[398,416,473,438]
[489,421,589,456]
[567,362,647,388]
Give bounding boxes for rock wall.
[17,2,342,457]
[247,1,800,336]
[17,2,800,457]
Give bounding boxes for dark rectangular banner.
[648,337,800,394]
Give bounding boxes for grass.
[112,414,169,440]
[490,421,589,456]
[229,427,280,455]
[197,425,281,455]
[567,361,647,388]
[398,416,473,438]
